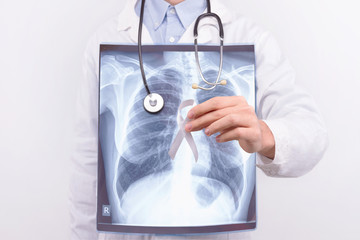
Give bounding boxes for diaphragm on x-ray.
[97,44,256,234]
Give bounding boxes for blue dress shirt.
[135,0,207,44]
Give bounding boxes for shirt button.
[169,37,175,43]
[170,8,176,14]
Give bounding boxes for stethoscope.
[138,0,226,113]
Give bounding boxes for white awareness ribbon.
[168,99,199,162]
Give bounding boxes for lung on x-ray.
[97,44,256,234]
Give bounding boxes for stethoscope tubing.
[138,0,151,95]
[193,12,224,90]
[138,0,225,112]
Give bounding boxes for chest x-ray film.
[97,44,256,234]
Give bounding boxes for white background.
[0,0,359,239]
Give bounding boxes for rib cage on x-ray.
[99,49,255,226]
[115,68,182,223]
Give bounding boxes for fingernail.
[188,111,194,119]
[185,123,192,131]
[205,128,210,136]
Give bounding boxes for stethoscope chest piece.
[143,93,164,113]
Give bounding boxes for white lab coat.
[69,0,328,239]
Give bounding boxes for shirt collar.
[175,0,207,30]
[118,0,235,32]
[134,0,169,31]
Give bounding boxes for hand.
[185,96,275,159]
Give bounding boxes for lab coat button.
[169,37,175,43]
[170,9,176,14]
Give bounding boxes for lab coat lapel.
[128,23,153,44]
[117,0,153,44]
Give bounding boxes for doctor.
[70,0,328,239]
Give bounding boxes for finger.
[187,96,247,119]
[205,111,255,136]
[215,127,253,143]
[185,107,234,132]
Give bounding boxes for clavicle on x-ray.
[97,44,256,234]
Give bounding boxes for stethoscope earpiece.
[192,80,227,90]
[220,80,227,85]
